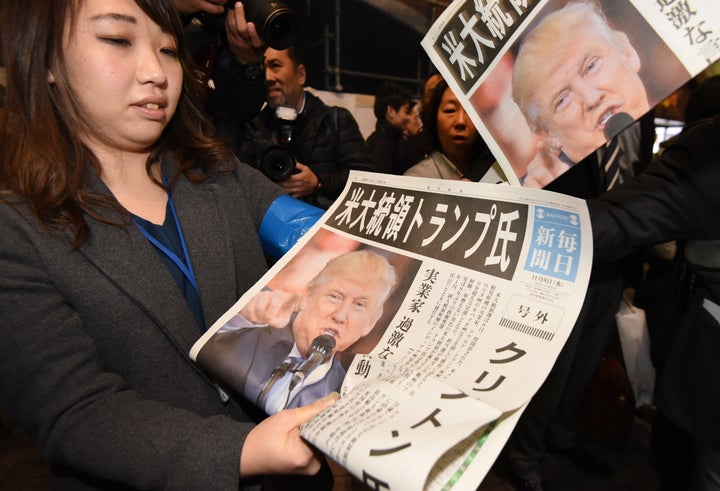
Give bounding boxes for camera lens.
[265,12,294,48]
[244,0,299,50]
[260,146,296,182]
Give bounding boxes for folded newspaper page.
[421,0,720,188]
[191,171,592,490]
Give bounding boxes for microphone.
[603,112,634,140]
[289,334,336,391]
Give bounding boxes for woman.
[0,0,334,489]
[404,78,505,183]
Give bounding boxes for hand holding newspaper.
[191,171,593,490]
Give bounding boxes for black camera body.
[259,146,296,182]
[194,0,298,50]
[258,105,299,182]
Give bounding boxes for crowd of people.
[1,0,719,490]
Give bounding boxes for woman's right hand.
[239,393,339,477]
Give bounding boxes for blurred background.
[282,0,450,96]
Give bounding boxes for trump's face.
[533,30,649,162]
[291,273,385,358]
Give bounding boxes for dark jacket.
[366,118,407,175]
[589,114,720,449]
[0,159,281,490]
[238,91,375,209]
[182,18,267,143]
[206,47,267,145]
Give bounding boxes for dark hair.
[283,44,304,68]
[0,0,237,246]
[420,78,449,153]
[372,82,413,120]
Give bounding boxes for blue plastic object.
[259,194,324,261]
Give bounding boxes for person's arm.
[0,207,250,490]
[589,117,720,264]
[0,222,329,489]
[205,5,268,143]
[240,393,338,477]
[181,3,267,143]
[233,160,324,260]
[0,166,323,489]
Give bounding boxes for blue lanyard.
[133,177,198,293]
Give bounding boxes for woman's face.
[59,0,183,158]
[436,87,479,161]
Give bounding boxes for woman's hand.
[239,393,339,477]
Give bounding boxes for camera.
[259,105,299,182]
[193,1,298,50]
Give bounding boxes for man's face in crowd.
[264,48,306,110]
[292,271,385,358]
[387,102,413,132]
[533,30,649,162]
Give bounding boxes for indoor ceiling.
[358,0,451,34]
[282,0,451,96]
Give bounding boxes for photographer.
[238,46,375,209]
[175,1,269,139]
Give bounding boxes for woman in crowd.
[0,0,334,489]
[404,78,505,183]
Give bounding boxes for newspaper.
[421,0,720,187]
[191,171,592,490]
